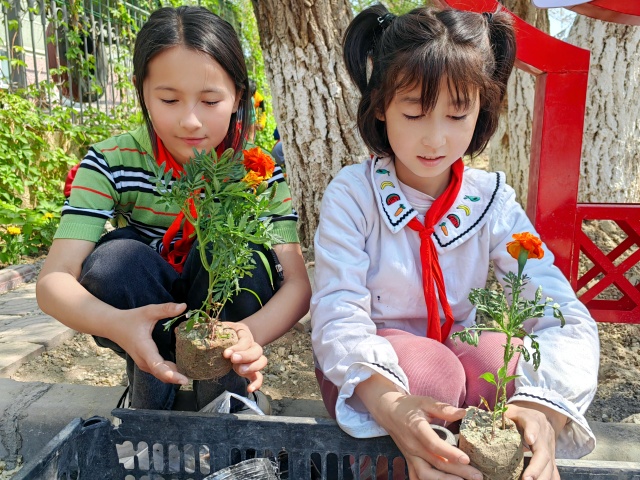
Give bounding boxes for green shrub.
[0,87,139,267]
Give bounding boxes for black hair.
[343,4,516,157]
[133,6,250,154]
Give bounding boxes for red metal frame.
[569,1,640,26]
[435,0,640,323]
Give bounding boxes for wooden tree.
[250,0,366,249]
[567,16,640,203]
[487,0,549,207]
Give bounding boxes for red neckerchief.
[407,159,464,342]
[156,137,223,273]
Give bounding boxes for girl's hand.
[506,402,565,480]
[111,302,189,386]
[221,321,268,393]
[356,375,482,480]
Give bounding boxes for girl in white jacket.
[311,4,599,480]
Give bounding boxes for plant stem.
[187,200,219,319]
[501,333,513,430]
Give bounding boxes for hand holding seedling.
[109,301,189,385]
[221,321,268,392]
[506,402,562,480]
[354,374,483,480]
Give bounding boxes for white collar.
[371,157,504,249]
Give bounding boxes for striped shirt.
[56,126,299,248]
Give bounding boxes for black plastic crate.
[13,408,640,480]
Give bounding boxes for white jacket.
[311,156,599,459]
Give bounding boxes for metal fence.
[0,0,151,120]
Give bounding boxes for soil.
[459,408,523,480]
[175,320,238,380]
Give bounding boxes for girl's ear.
[132,75,136,87]
[376,110,385,122]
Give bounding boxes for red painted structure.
[436,0,640,323]
[569,1,640,26]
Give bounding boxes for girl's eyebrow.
[153,86,225,94]
[399,95,421,104]
[400,95,461,106]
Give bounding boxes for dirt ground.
[9,249,640,425]
[6,171,640,425]
[9,327,323,412]
[9,318,640,424]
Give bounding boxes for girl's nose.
[421,125,446,149]
[180,108,202,130]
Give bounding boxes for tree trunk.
[487,1,549,207]
[567,16,640,203]
[250,0,366,249]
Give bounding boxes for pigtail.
[343,4,390,94]
[485,10,516,102]
[465,9,516,157]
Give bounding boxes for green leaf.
[256,249,274,287]
[479,372,496,385]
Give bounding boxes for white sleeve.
[310,169,409,438]
[489,184,599,459]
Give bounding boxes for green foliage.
[154,148,282,328]
[0,203,60,266]
[451,241,566,436]
[0,89,71,207]
[0,85,139,266]
[351,0,429,14]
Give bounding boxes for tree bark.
[250,0,366,249]
[567,16,640,203]
[487,0,549,207]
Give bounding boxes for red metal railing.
[437,0,640,323]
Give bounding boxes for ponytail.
[467,8,516,155]
[343,4,391,94]
[486,9,516,103]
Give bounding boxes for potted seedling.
[451,232,565,480]
[154,146,281,380]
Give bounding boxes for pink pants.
[316,327,522,419]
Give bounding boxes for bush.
[0,87,139,267]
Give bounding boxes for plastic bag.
[204,458,279,480]
[199,391,265,415]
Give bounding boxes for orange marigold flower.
[507,232,544,260]
[242,170,265,189]
[243,147,275,180]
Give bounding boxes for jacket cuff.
[334,362,409,439]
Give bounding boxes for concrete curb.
[0,265,36,295]
[0,379,124,469]
[0,283,76,377]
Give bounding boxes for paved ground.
[1,265,640,475]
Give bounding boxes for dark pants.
[79,227,278,410]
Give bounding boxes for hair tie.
[482,12,493,23]
[377,13,396,30]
